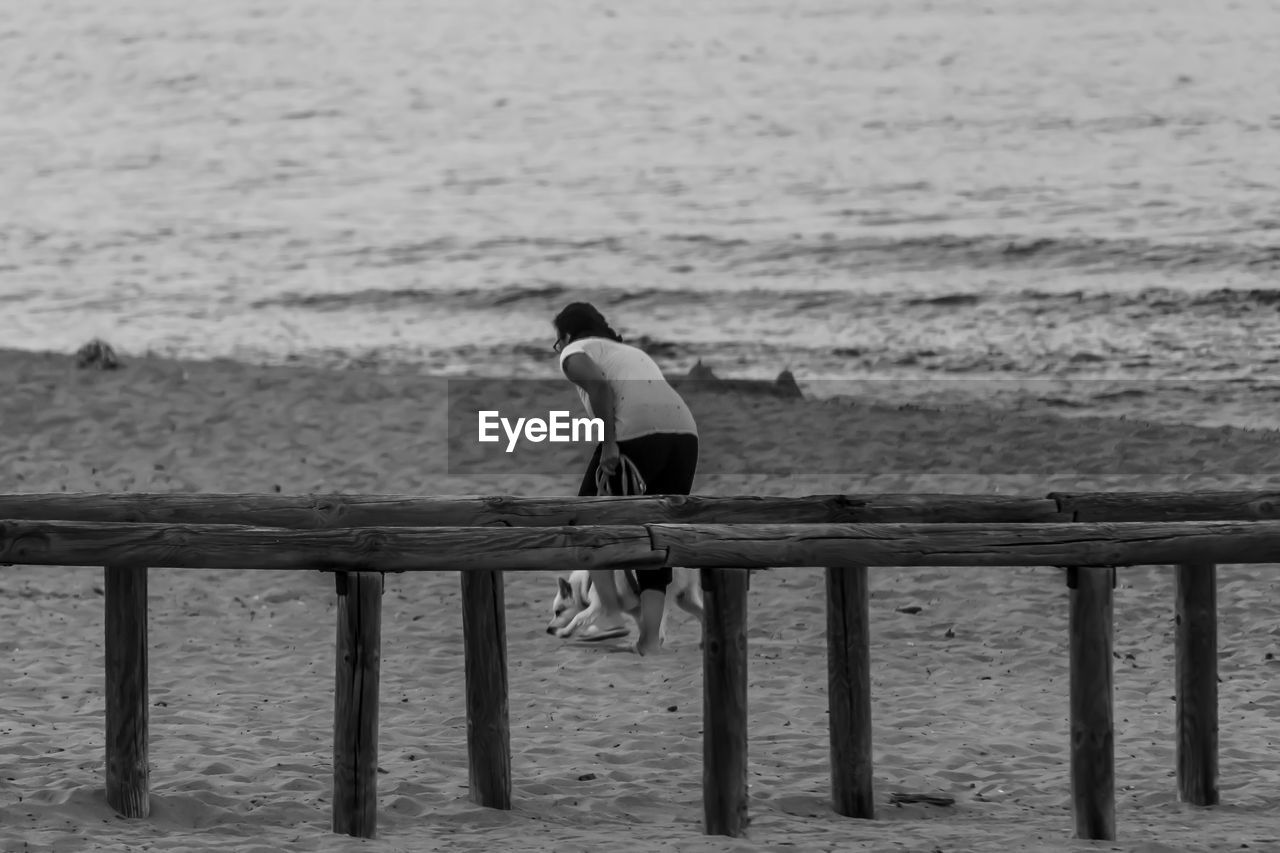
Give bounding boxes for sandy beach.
[5,346,1280,853]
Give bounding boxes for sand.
[4,346,1280,853]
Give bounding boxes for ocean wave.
[316,232,1280,280]
[700,233,1280,275]
[252,283,572,311]
[253,275,1280,319]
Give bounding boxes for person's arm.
[561,352,620,474]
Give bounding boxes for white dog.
[546,568,704,644]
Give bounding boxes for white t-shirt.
[559,337,698,441]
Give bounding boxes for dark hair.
[553,302,623,344]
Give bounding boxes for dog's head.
[546,574,588,635]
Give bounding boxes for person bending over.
[553,302,698,655]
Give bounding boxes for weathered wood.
[650,521,1280,568]
[1063,498,1223,807]
[702,568,750,837]
[10,520,1280,572]
[13,489,1280,529]
[460,570,511,809]
[333,571,382,838]
[1053,491,1280,522]
[1068,566,1115,840]
[1176,563,1219,806]
[104,564,149,818]
[827,565,874,819]
[0,492,1068,527]
[0,521,663,573]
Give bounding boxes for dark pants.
[577,432,699,592]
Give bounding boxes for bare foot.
[633,636,665,656]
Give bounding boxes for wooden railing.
[3,490,1279,841]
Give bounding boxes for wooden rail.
[4,488,1276,527]
[6,519,1280,571]
[0,492,1071,526]
[2,489,1268,840]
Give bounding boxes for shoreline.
[9,344,1280,497]
[43,335,1280,434]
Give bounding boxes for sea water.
[3,0,1279,424]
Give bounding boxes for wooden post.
[702,567,749,836]
[333,571,382,838]
[1067,566,1116,840]
[1175,563,1219,805]
[460,569,511,809]
[826,565,874,818]
[104,563,149,818]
